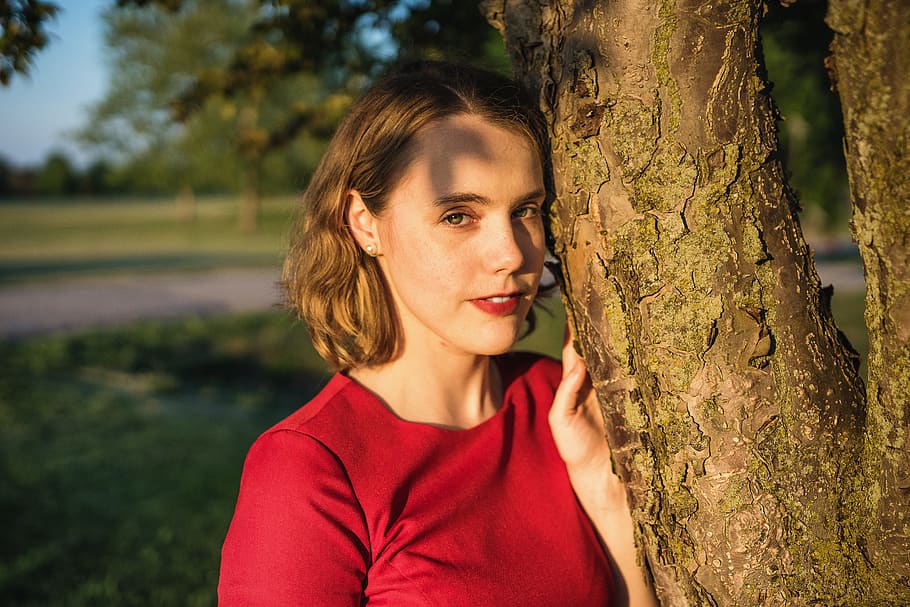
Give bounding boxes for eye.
[512,203,541,219]
[442,212,471,226]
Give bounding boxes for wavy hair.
[282,61,552,370]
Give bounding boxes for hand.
[550,323,659,607]
[549,322,627,512]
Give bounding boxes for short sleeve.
[218,430,371,606]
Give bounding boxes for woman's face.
[372,113,547,359]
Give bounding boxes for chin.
[482,343,517,356]
[469,329,522,356]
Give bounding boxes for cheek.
[524,224,547,270]
[379,227,453,291]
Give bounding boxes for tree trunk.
[175,184,197,224]
[827,0,910,594]
[481,0,903,604]
[238,103,264,233]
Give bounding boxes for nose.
[486,221,526,275]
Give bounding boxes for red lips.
[470,294,521,315]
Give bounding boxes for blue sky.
[0,0,108,167]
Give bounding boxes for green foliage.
[76,0,507,196]
[391,0,509,72]
[75,0,259,193]
[0,151,120,198]
[160,0,507,120]
[80,158,115,195]
[0,0,59,85]
[761,0,850,231]
[0,312,330,605]
[33,150,76,195]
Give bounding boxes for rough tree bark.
[827,0,910,595]
[483,0,907,604]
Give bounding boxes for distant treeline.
[0,152,113,197]
[0,143,324,198]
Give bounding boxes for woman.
[218,61,656,606]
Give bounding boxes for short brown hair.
[282,61,552,370]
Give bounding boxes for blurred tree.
[79,157,113,195]
[100,0,506,229]
[0,153,11,194]
[762,0,849,232]
[75,0,254,205]
[34,149,76,195]
[0,0,58,84]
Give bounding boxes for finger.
[552,360,586,419]
[554,326,587,417]
[561,319,582,380]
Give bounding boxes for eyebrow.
[432,188,546,207]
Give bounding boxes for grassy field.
[0,313,330,606]
[0,196,297,283]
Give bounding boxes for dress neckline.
[337,354,525,434]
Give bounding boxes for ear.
[346,189,380,254]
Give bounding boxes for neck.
[349,348,503,430]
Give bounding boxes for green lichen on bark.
[622,386,649,431]
[602,96,659,181]
[633,146,698,213]
[633,215,727,383]
[653,0,682,134]
[572,49,598,98]
[716,473,748,514]
[597,268,634,370]
[693,144,743,206]
[565,138,610,192]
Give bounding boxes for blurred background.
[0,1,864,604]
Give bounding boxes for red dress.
[218,353,614,606]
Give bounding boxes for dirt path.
[0,268,282,338]
[0,263,865,339]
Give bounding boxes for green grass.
[0,313,331,606]
[0,196,298,283]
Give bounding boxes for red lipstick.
[471,294,521,315]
